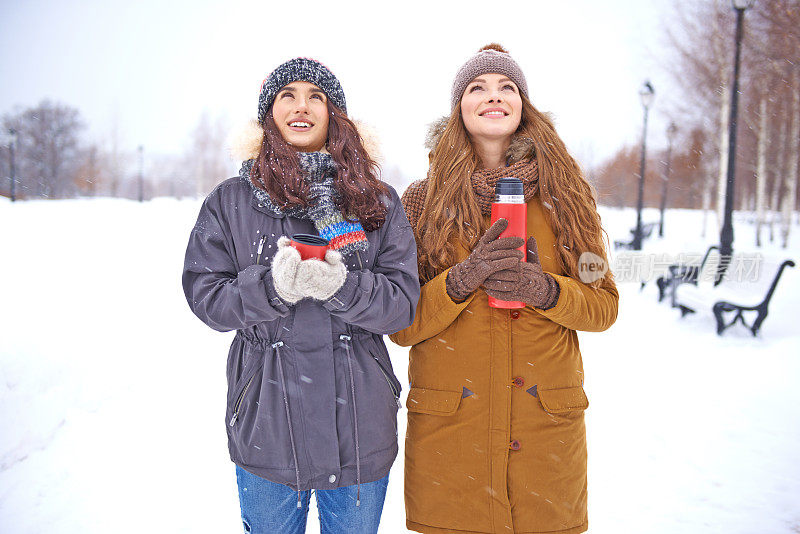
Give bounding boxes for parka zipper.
[229,373,256,427]
[372,355,401,408]
[229,339,282,427]
[340,333,363,506]
[256,235,268,265]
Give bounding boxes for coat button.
[510,310,521,319]
[329,474,336,483]
[512,376,525,388]
[509,440,521,451]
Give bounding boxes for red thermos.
[488,177,527,309]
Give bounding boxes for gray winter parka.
[182,175,419,493]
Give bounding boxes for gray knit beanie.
[451,44,528,110]
[257,57,347,123]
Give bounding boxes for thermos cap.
[495,177,524,202]
[495,176,523,196]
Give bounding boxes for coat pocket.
[373,356,401,403]
[367,338,402,403]
[537,385,589,415]
[406,387,462,416]
[227,344,296,470]
[228,353,266,427]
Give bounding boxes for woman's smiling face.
[271,81,330,152]
[460,73,522,142]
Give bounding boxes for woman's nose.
[487,92,503,104]
[293,98,310,113]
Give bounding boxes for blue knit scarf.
[241,152,369,255]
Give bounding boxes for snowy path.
[1,199,798,533]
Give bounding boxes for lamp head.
[732,0,755,10]
[639,80,655,109]
[667,122,678,142]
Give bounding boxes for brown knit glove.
[446,218,525,302]
[482,236,560,310]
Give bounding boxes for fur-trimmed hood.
[228,119,382,163]
[423,115,536,165]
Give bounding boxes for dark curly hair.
[249,100,388,231]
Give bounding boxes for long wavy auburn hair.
[416,94,612,287]
[250,100,388,231]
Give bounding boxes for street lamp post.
[137,145,144,202]
[719,0,755,276]
[8,128,18,202]
[659,122,678,238]
[633,80,655,251]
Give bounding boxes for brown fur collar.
[423,116,536,165]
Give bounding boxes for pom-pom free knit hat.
[257,57,347,123]
[451,44,528,110]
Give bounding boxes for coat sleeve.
[322,186,421,335]
[388,268,476,347]
[388,180,475,347]
[535,274,619,332]
[182,186,289,332]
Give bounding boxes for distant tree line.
[592,0,800,248]
[1,100,233,201]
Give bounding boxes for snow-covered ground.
[1,198,798,533]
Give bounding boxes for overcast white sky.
[0,0,677,182]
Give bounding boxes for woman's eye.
[469,85,484,92]
[502,84,516,92]
[280,92,294,99]
[311,94,324,100]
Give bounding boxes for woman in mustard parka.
[390,44,618,534]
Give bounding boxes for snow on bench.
[614,222,658,250]
[674,252,795,336]
[656,246,718,303]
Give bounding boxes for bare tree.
[658,0,799,245]
[754,82,769,246]
[744,0,800,245]
[73,145,101,197]
[188,111,230,197]
[2,100,86,199]
[781,69,800,247]
[662,1,739,234]
[105,110,125,198]
[0,133,10,198]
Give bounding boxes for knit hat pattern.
[451,45,528,110]
[257,58,347,123]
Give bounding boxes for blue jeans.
[235,465,389,534]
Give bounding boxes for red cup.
[289,233,329,260]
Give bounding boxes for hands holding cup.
[271,235,347,304]
[288,234,329,260]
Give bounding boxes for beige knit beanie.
[451,43,528,110]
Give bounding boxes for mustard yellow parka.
[390,166,618,533]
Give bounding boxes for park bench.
[614,222,658,250]
[673,253,795,336]
[655,246,719,303]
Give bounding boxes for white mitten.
[271,237,303,304]
[295,249,347,301]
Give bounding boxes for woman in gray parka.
[182,58,419,534]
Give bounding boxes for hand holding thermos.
[446,172,561,310]
[445,218,524,303]
[482,236,560,310]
